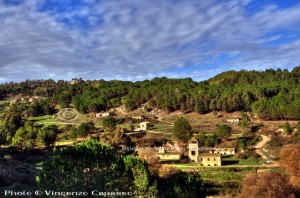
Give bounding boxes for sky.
[0,0,300,83]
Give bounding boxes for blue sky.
[0,0,300,83]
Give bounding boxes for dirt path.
[158,119,174,125]
[147,130,172,134]
[254,135,270,149]
[254,135,278,165]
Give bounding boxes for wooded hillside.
[1,66,300,120]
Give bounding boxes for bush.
[240,171,295,198]
[101,116,116,132]
[68,126,78,140]
[268,135,286,148]
[283,121,292,135]
[215,125,232,139]
[37,125,58,147]
[77,122,94,137]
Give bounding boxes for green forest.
[1,67,300,121]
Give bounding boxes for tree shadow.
[221,155,239,165]
[222,160,239,165]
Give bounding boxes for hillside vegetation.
[1,67,300,121]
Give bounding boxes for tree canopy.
[2,67,300,120]
[280,144,300,187]
[240,171,295,198]
[37,140,157,197]
[173,117,193,142]
[101,116,117,132]
[215,125,232,139]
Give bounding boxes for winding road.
[254,135,278,165]
[254,135,270,149]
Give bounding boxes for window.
[191,151,195,155]
[207,158,210,161]
[214,164,217,166]
[214,158,216,161]
[200,158,202,161]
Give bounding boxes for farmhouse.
[188,137,230,166]
[95,112,111,117]
[227,118,240,123]
[132,116,145,120]
[69,78,83,85]
[156,147,183,160]
[140,121,150,130]
[102,112,111,117]
[210,147,236,155]
[199,153,222,166]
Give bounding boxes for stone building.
[199,153,222,166]
[156,147,183,160]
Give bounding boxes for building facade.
[199,153,222,166]
[227,118,240,123]
[210,147,236,155]
[156,147,183,160]
[188,137,200,162]
[140,121,150,130]
[95,112,111,117]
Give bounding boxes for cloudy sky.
[0,0,300,83]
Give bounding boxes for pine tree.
[173,117,192,142]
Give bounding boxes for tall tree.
[172,117,192,142]
[37,125,58,147]
[12,121,37,150]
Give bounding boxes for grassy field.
[28,115,54,122]
[150,124,173,133]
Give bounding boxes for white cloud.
[0,0,300,82]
